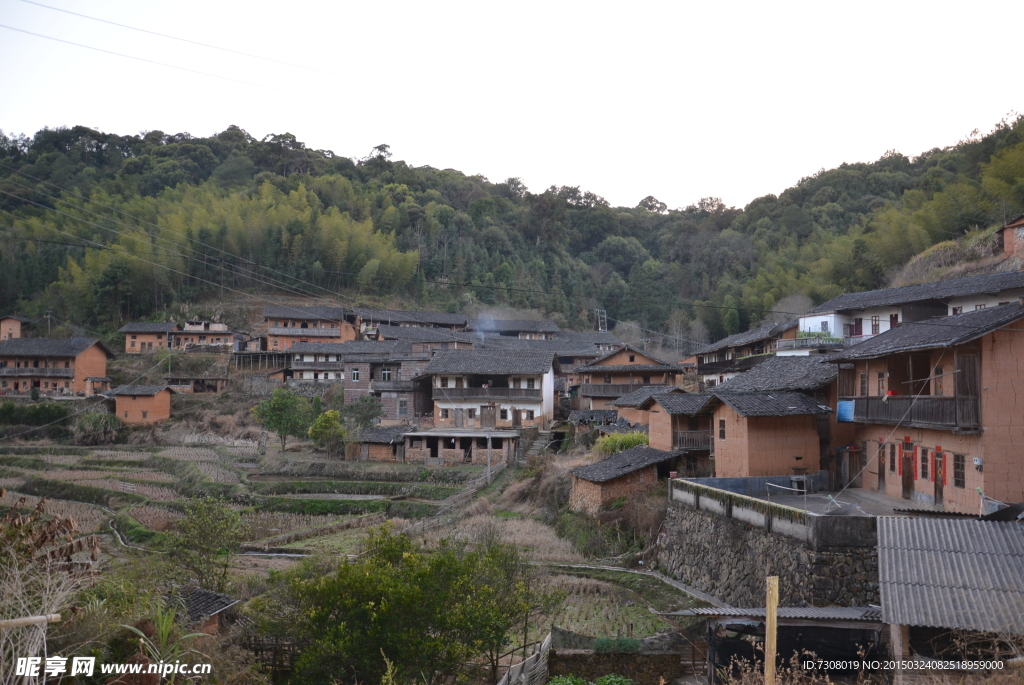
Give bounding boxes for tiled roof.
[118,322,180,333]
[809,270,1024,314]
[470,319,561,333]
[692,320,798,356]
[474,335,602,356]
[712,391,831,417]
[0,314,30,323]
[576,344,679,372]
[571,446,682,483]
[650,393,715,416]
[598,423,648,435]
[877,517,1024,633]
[374,325,474,343]
[555,331,623,345]
[995,214,1024,232]
[286,340,411,355]
[609,386,681,408]
[262,305,348,321]
[423,349,556,375]
[714,355,838,392]
[0,337,116,359]
[173,588,239,624]
[112,384,171,396]
[832,303,1024,360]
[356,308,467,327]
[567,409,619,424]
[675,607,882,622]
[357,425,410,444]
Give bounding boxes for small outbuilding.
[355,425,409,462]
[569,445,684,516]
[112,385,174,424]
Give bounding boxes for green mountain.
[1,117,1022,350]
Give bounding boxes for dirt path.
[538,562,731,608]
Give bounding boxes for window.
[351,369,359,381]
[274,321,280,327]
[500,409,508,420]
[381,368,392,381]
[64,382,69,388]
[131,335,137,339]
[889,443,896,472]
[877,372,885,395]
[441,377,449,388]
[628,354,635,362]
[130,341,136,348]
[468,408,476,419]
[124,412,128,418]
[525,410,535,421]
[718,419,726,440]
[527,378,535,389]
[603,374,611,384]
[821,321,829,332]
[953,453,965,488]
[0,381,5,388]
[440,408,449,419]
[642,376,651,384]
[398,400,408,416]
[934,366,944,395]
[157,334,163,340]
[871,316,880,335]
[920,448,929,479]
[142,410,148,419]
[975,304,986,311]
[273,339,279,349]
[952,306,963,315]
[859,373,868,396]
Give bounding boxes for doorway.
[511,407,521,428]
[480,405,496,428]
[877,443,886,492]
[454,408,464,428]
[901,443,914,499]
[934,451,944,507]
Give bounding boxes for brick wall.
[367,443,399,462]
[648,409,672,450]
[616,405,650,426]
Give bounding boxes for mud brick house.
[354,425,409,461]
[830,302,1024,513]
[173,320,236,351]
[423,349,557,429]
[372,324,475,352]
[569,445,685,515]
[165,375,229,394]
[354,307,468,335]
[692,320,797,387]
[0,315,30,341]
[0,338,115,396]
[475,336,611,397]
[573,345,680,410]
[284,340,433,424]
[709,391,832,478]
[995,214,1024,256]
[112,385,174,424]
[118,322,180,353]
[402,429,518,465]
[644,393,716,476]
[469,318,561,340]
[263,305,356,350]
[608,386,684,426]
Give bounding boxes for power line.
[0,23,293,93]
[16,0,342,77]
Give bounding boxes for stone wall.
[655,500,878,607]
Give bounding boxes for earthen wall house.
[569,467,657,516]
[713,405,822,477]
[0,338,114,395]
[263,305,357,351]
[0,316,28,341]
[576,345,680,411]
[568,445,683,516]
[113,386,173,424]
[119,323,180,354]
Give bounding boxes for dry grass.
[197,463,240,483]
[76,479,178,501]
[89,450,151,461]
[158,447,220,462]
[129,505,185,531]
[0,477,24,490]
[423,514,584,563]
[41,469,126,481]
[0,489,109,533]
[240,511,339,541]
[38,454,82,465]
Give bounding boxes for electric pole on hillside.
[594,309,607,332]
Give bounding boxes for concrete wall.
[684,472,829,497]
[656,498,879,607]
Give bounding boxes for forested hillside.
[1,116,1022,352]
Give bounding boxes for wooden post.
[0,613,60,629]
[486,432,492,484]
[765,576,778,685]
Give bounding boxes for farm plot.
[0,489,109,533]
[282,527,369,554]
[39,454,82,465]
[158,447,220,462]
[76,479,178,501]
[90,450,151,461]
[423,514,584,563]
[241,511,340,542]
[197,463,240,483]
[129,505,184,531]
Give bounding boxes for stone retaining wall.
[654,500,878,607]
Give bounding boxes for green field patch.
[264,461,485,485]
[253,480,460,500]
[283,528,368,554]
[19,476,145,508]
[550,566,709,615]
[256,496,389,516]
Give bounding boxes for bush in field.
[308,410,347,458]
[593,432,648,457]
[72,412,124,446]
[340,395,384,428]
[593,636,641,654]
[170,499,245,593]
[250,389,313,452]
[0,401,70,426]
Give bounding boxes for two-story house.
[172,320,236,350]
[469,319,561,340]
[644,393,716,476]
[692,320,798,387]
[0,338,115,396]
[118,322,181,353]
[263,305,357,350]
[354,307,468,336]
[112,385,174,424]
[372,324,475,352]
[573,345,680,410]
[830,302,1024,513]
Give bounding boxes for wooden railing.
[290,361,344,370]
[433,387,541,401]
[370,380,416,392]
[578,383,666,397]
[674,429,713,450]
[845,396,979,430]
[0,367,75,378]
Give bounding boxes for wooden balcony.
[776,337,845,350]
[270,328,343,337]
[371,380,416,393]
[432,387,542,401]
[844,396,979,431]
[579,383,666,397]
[0,367,75,378]
[290,361,344,370]
[674,429,713,450]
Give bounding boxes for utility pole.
[765,576,779,685]
[45,311,51,336]
[486,431,492,484]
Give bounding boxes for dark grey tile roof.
[650,393,716,416]
[833,303,1024,360]
[567,409,619,424]
[357,425,410,444]
[0,314,30,323]
[287,340,411,356]
[598,423,648,435]
[676,607,882,622]
[810,270,1024,314]
[571,446,682,483]
[712,391,831,417]
[474,335,602,356]
[470,319,561,333]
[609,386,681,408]
[554,377,566,393]
[877,517,1024,633]
[173,588,238,624]
[576,344,679,372]
[374,325,474,343]
[692,320,798,356]
[262,305,349,321]
[423,349,556,375]
[555,331,623,345]
[714,355,838,392]
[0,337,116,359]
[118,322,180,333]
[356,308,467,327]
[112,384,171,396]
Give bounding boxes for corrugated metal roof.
[809,270,1024,314]
[713,391,832,417]
[877,517,1024,633]
[676,607,882,622]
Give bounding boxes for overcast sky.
[1,0,1021,210]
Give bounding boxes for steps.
[520,429,553,464]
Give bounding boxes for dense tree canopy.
[2,117,1022,350]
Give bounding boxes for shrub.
[72,412,124,445]
[594,674,636,685]
[593,432,648,457]
[548,677,587,685]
